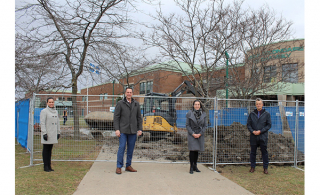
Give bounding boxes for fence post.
[29,93,36,166]
[294,100,299,168]
[213,97,218,171]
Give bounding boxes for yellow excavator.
[142,80,204,137]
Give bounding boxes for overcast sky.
[132,0,304,39]
[15,0,304,38]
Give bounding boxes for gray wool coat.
[113,97,142,134]
[186,110,207,151]
[40,106,61,144]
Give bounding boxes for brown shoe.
[116,168,122,174]
[249,167,255,173]
[125,166,137,172]
[263,168,268,174]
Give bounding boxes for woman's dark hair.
[192,100,203,108]
[47,97,54,103]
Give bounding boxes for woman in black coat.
[186,100,207,174]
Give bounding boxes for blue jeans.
[117,133,137,168]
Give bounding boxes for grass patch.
[15,144,94,195]
[214,164,304,195]
[59,117,87,127]
[32,136,103,160]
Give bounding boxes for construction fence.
[27,94,305,170]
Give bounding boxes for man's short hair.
[256,98,263,103]
[125,87,133,92]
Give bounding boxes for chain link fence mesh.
[29,94,304,167]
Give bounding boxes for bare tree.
[137,0,244,98]
[90,43,157,93]
[137,0,297,100]
[16,0,132,138]
[15,35,70,100]
[223,4,303,99]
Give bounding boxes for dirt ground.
[58,122,304,164]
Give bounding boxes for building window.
[146,81,153,94]
[82,96,87,101]
[282,63,298,83]
[140,82,145,94]
[58,97,65,101]
[263,65,277,83]
[140,81,153,94]
[100,93,108,100]
[67,97,72,101]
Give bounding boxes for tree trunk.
[72,79,80,140]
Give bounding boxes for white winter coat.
[40,106,61,144]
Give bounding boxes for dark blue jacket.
[247,108,272,145]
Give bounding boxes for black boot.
[44,166,51,172]
[193,163,201,172]
[49,165,54,172]
[189,163,194,174]
[193,151,200,172]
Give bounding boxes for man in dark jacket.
[114,87,142,174]
[247,98,272,174]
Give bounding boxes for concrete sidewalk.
[73,146,253,195]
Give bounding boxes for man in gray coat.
[247,98,272,174]
[114,87,142,174]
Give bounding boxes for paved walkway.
[73,147,254,195]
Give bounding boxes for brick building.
[216,39,305,104]
[28,39,304,114]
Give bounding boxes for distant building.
[216,39,304,104]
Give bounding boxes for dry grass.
[214,164,304,195]
[15,144,94,195]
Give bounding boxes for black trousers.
[250,144,269,169]
[189,151,199,166]
[42,144,53,168]
[63,116,67,125]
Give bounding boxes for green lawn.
[15,144,94,195]
[215,164,304,195]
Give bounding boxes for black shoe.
[49,166,54,172]
[193,165,201,172]
[189,166,194,174]
[44,166,51,172]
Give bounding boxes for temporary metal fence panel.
[132,96,215,164]
[31,94,121,163]
[214,99,300,166]
[29,94,304,168]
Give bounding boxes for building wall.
[244,39,305,102]
[245,39,304,83]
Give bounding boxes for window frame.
[263,65,277,83]
[282,63,298,83]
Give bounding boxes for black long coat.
[247,108,272,146]
[113,97,142,134]
[186,110,207,151]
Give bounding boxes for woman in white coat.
[40,97,61,172]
